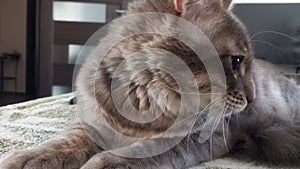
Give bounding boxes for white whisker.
[250,30,299,41]
[158,81,224,96]
[251,40,284,61]
[236,112,240,129]
[251,40,282,51]
[186,97,224,152]
[226,111,232,142]
[208,106,225,160]
[222,106,229,152]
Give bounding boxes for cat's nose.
[246,94,255,103]
[233,91,240,96]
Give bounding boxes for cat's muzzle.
[225,91,247,113]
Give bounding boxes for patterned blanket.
[0,94,75,157]
[0,94,297,169]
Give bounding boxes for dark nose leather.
[246,94,255,103]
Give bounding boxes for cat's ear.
[174,0,225,14]
[174,0,184,13]
[174,0,234,13]
[222,0,234,10]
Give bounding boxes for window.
[53,1,106,23]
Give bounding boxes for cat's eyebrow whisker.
[251,40,282,51]
[250,30,299,41]
[251,40,284,62]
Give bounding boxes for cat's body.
[1,0,300,168]
[231,59,300,161]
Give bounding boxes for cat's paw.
[81,152,136,169]
[0,149,66,169]
[0,149,39,169]
[0,149,52,169]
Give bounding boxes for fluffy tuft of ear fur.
[174,0,184,13]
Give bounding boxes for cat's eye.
[231,56,244,71]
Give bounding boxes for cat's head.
[174,0,256,113]
[85,0,257,139]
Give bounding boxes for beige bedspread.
[0,94,298,169]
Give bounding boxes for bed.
[0,93,299,169]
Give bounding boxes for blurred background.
[0,0,299,106]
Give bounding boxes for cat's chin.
[225,103,247,115]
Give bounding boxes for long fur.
[1,0,300,168]
[231,60,300,162]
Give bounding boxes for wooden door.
[36,0,129,97]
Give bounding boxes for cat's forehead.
[214,20,251,56]
[192,10,252,56]
[178,0,252,56]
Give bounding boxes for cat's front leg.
[1,148,85,169]
[81,138,182,169]
[81,132,231,169]
[81,152,140,169]
[81,152,167,169]
[0,125,101,169]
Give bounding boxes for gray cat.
[1,0,300,168]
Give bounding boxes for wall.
[234,4,300,65]
[0,0,27,93]
[0,2,299,93]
